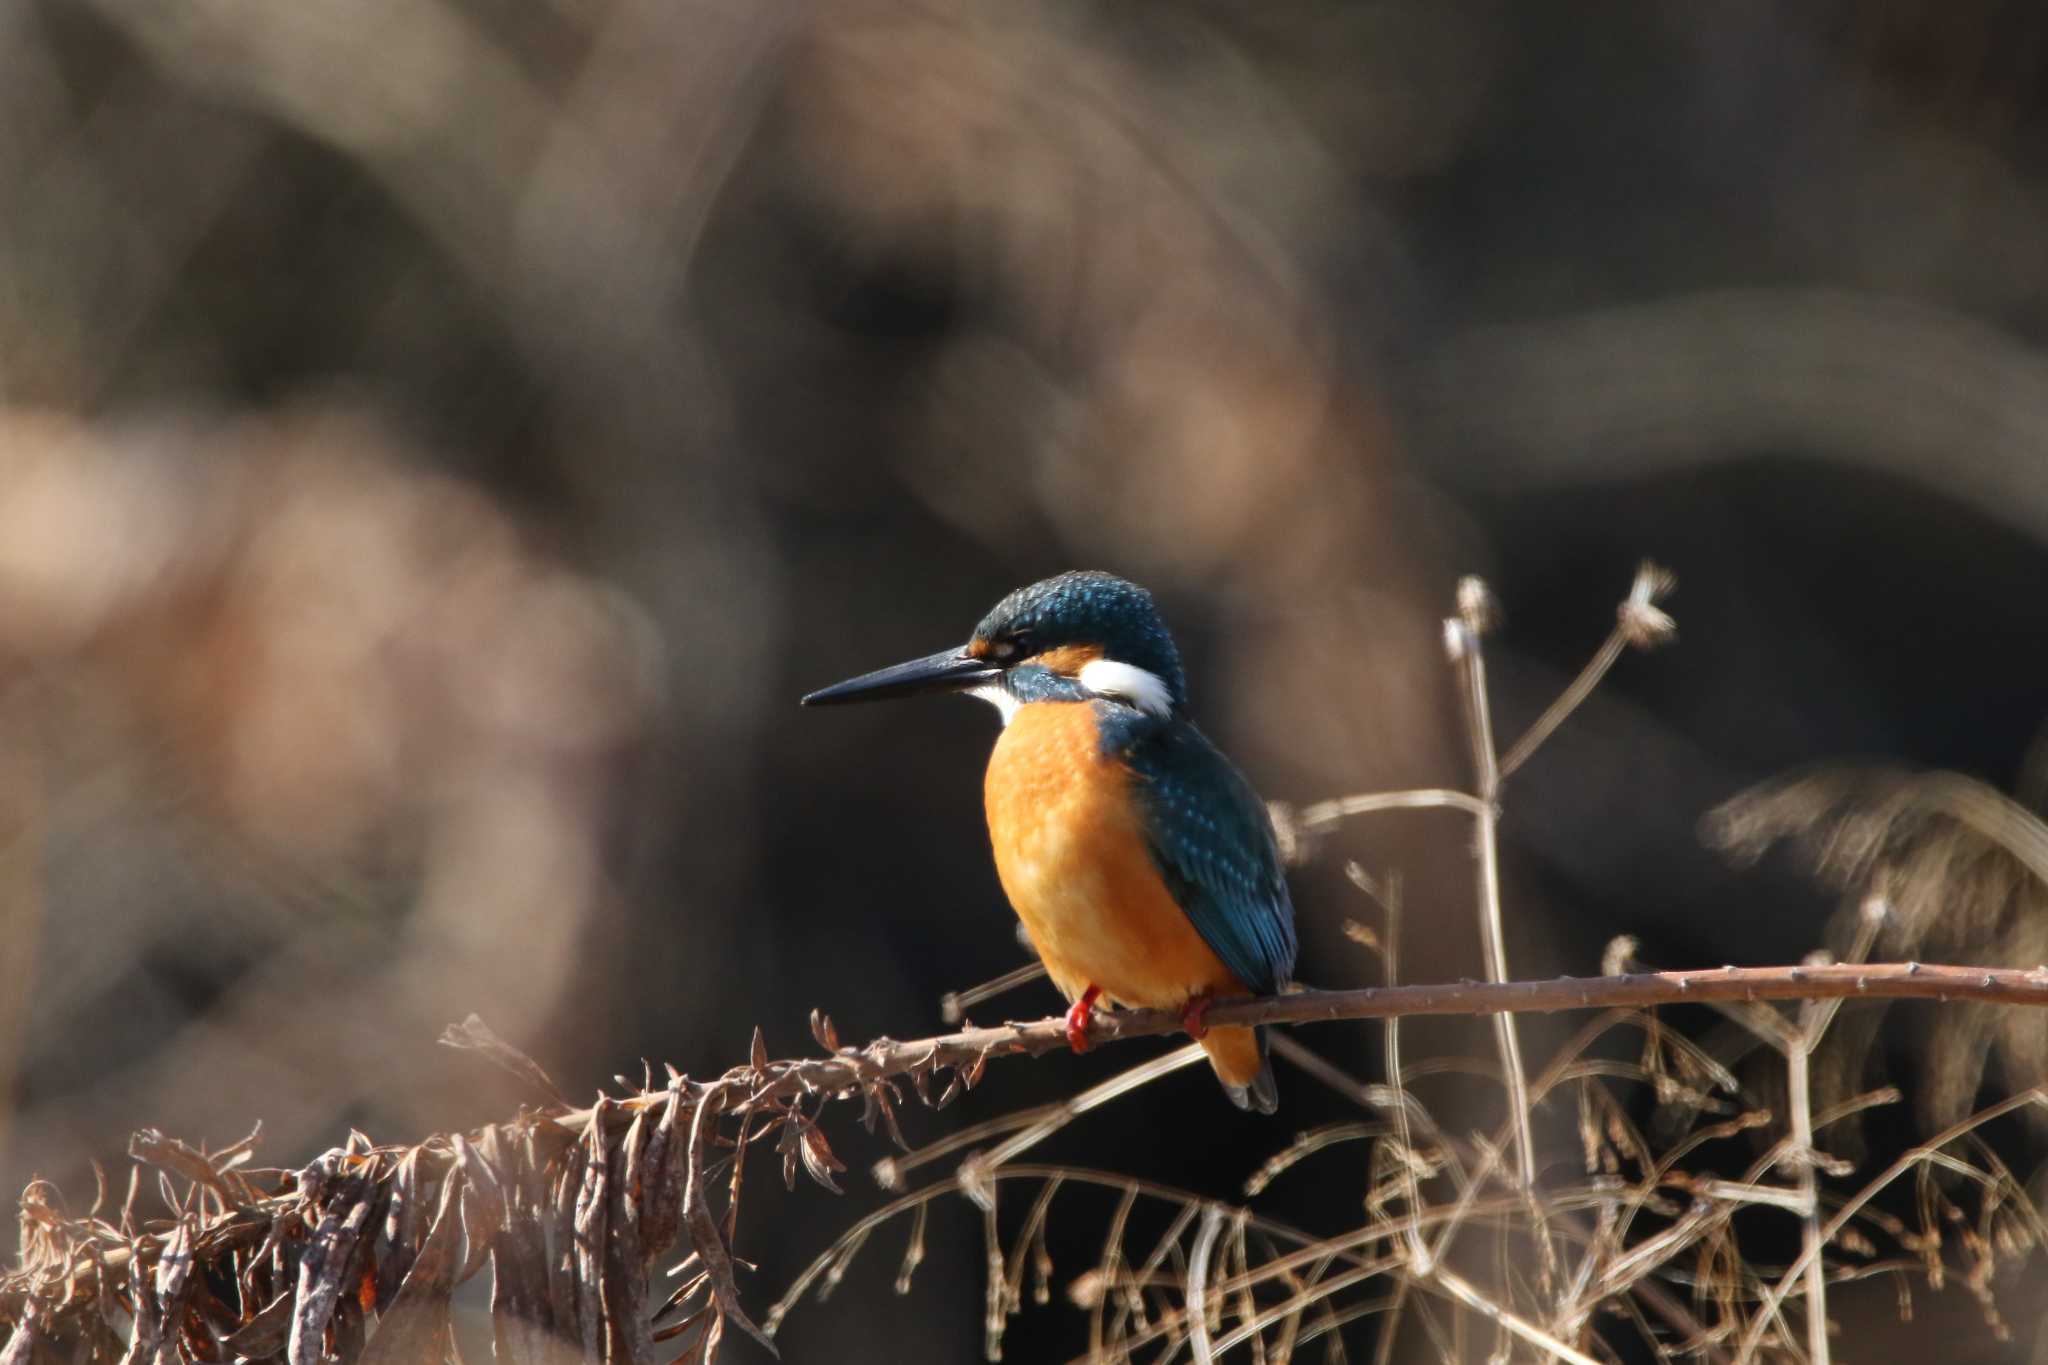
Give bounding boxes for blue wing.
[1101,708,1298,995]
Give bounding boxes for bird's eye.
[989,631,1033,663]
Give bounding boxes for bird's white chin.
[970,683,1021,726]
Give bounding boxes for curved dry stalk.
[1185,1204,1228,1364]
[767,1164,1360,1339]
[1297,788,1494,827]
[1496,562,1677,779]
[1734,1087,2048,1363]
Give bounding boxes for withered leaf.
[438,1015,569,1109]
[373,1150,425,1314]
[808,1011,839,1053]
[288,1173,372,1365]
[572,1101,611,1365]
[864,1084,910,1152]
[601,1111,656,1365]
[488,1211,554,1365]
[681,1087,777,1357]
[451,1135,506,1285]
[650,1305,710,1347]
[537,1146,578,1348]
[797,1128,845,1195]
[639,1087,685,1264]
[128,1132,239,1208]
[128,1221,198,1365]
[357,1170,463,1365]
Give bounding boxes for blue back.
[1096,704,1298,995]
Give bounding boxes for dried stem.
[1297,789,1494,829]
[1186,1204,1227,1365]
[461,964,2048,1148]
[504,963,2048,1135]
[1427,1264,1602,1365]
[1446,606,1542,1219]
[1373,871,1432,1277]
[1498,562,1677,780]
[940,961,1053,1025]
[1496,630,1630,780]
[1784,1032,1829,1365]
[1735,1086,2048,1362]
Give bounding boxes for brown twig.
[564,962,2048,1124]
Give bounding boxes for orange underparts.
[985,700,1262,1089]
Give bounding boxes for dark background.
[6,1,2048,1359]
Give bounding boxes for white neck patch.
[1078,658,1174,718]
[969,683,1021,726]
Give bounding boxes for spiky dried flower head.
[1617,561,1677,649]
[1456,575,1500,635]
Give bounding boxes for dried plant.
[11,565,2048,1364]
[1709,766,2048,1139]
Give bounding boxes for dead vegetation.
[10,565,2048,1364]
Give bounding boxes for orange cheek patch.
[1033,643,1104,676]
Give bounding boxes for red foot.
[1065,986,1103,1053]
[1180,993,1216,1041]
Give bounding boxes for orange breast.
[983,702,1241,1011]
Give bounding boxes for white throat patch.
[970,683,1021,726]
[1078,659,1174,718]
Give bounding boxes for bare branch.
[517,962,2048,1130]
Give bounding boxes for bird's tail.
[1202,1023,1278,1114]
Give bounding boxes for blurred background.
[7,0,2048,1359]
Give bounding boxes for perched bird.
[802,571,1298,1111]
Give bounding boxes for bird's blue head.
[801,570,1188,719]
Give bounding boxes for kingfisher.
[801,571,1297,1112]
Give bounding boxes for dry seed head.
[957,1154,994,1212]
[1455,575,1500,635]
[1441,616,1468,662]
[1618,561,1677,648]
[1266,800,1309,867]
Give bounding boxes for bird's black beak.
[800,646,1001,707]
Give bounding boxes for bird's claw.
[1181,993,1215,1041]
[1065,985,1103,1054]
